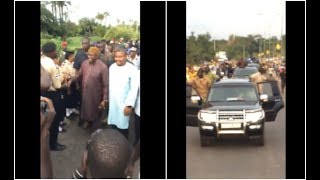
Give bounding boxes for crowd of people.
[186,58,286,102]
[40,37,141,178]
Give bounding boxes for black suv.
[186,79,284,146]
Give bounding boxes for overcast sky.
[43,0,285,40]
[187,0,286,40]
[45,0,140,26]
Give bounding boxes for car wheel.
[200,135,212,147]
[252,134,264,146]
[251,130,264,146]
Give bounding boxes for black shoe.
[50,143,66,151]
[69,113,78,120]
[60,122,67,126]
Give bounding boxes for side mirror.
[260,94,268,102]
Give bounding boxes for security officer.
[41,42,67,151]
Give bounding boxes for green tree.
[95,13,105,24]
[64,21,78,37]
[186,32,216,65]
[56,1,71,23]
[104,25,139,41]
[78,18,98,36]
[50,1,58,21]
[103,11,110,26]
[93,24,107,37]
[41,4,60,36]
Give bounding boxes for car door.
[257,80,284,122]
[186,84,202,126]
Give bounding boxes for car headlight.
[246,108,265,122]
[198,110,217,123]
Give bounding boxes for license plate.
[221,123,241,129]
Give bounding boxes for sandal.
[72,169,86,179]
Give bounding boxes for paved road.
[51,114,139,179]
[187,92,286,179]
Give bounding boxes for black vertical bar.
[286,1,305,179]
[167,1,186,179]
[15,1,41,179]
[140,1,166,179]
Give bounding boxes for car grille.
[218,111,245,121]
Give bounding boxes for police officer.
[41,42,67,151]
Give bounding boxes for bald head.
[87,129,130,178]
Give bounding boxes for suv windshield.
[208,85,258,102]
[234,68,258,77]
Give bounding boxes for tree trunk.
[54,5,57,21]
[61,6,64,22]
[51,4,54,17]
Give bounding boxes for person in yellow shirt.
[203,66,216,85]
[186,67,190,81]
[188,66,197,80]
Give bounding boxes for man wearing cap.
[68,47,109,131]
[127,47,140,69]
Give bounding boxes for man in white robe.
[108,46,139,139]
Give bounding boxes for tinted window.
[208,85,258,102]
[257,81,280,97]
[234,68,258,77]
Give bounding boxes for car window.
[208,85,257,102]
[257,81,281,97]
[234,68,258,77]
[258,83,273,97]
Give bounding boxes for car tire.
[252,134,264,146]
[200,135,212,147]
[251,128,264,146]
